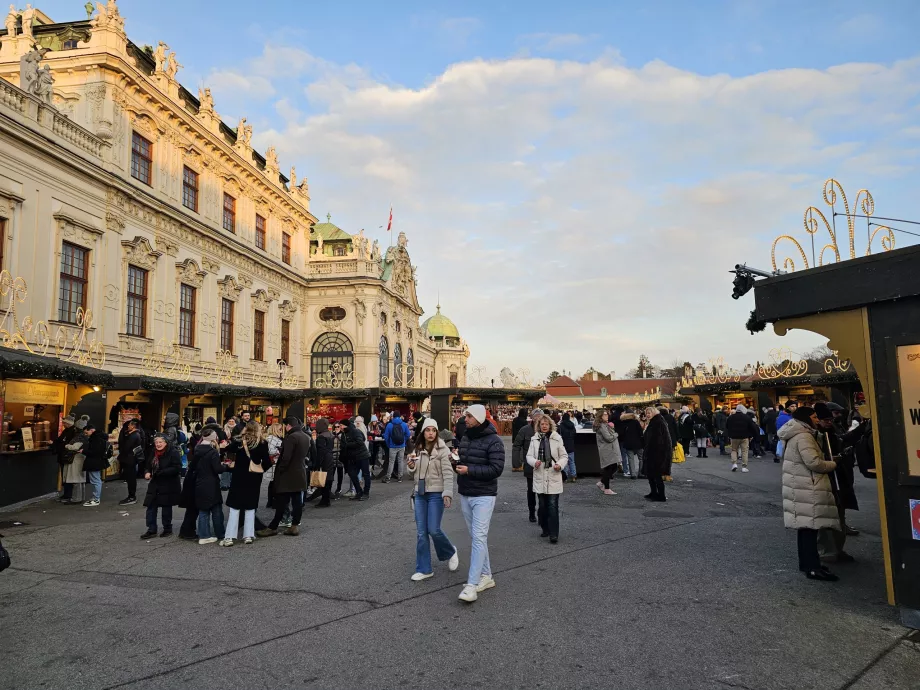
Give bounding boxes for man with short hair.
[342,418,372,501]
[713,406,729,456]
[383,412,410,483]
[456,404,505,603]
[258,417,309,537]
[726,404,759,473]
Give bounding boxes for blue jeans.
[566,452,577,478]
[622,450,639,476]
[197,504,225,539]
[86,470,102,500]
[146,504,173,533]
[414,492,455,574]
[460,495,495,586]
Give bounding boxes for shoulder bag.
[242,442,263,474]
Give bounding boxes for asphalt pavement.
[1,440,918,690]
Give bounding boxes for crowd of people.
[48,394,872,596]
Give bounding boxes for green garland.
[0,350,115,387]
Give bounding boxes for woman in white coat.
[778,406,840,582]
[527,416,567,543]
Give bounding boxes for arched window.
[406,348,415,386]
[311,332,354,387]
[393,342,403,386]
[379,336,389,385]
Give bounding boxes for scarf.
[152,446,166,472]
[539,433,552,464]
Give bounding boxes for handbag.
[241,442,263,474]
[310,470,327,488]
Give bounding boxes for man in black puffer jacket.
[456,404,504,604]
[342,418,372,501]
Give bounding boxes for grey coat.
[594,423,622,469]
[779,419,839,531]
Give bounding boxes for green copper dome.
[422,305,460,339]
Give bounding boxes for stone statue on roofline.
[35,64,53,104]
[20,3,34,39]
[165,51,182,79]
[5,5,17,38]
[198,87,214,114]
[153,42,168,73]
[265,146,279,170]
[19,46,49,99]
[236,117,252,147]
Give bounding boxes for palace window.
[255,214,266,250]
[311,332,354,387]
[182,166,199,212]
[62,39,79,50]
[222,193,236,234]
[319,306,346,322]
[393,342,403,386]
[58,242,88,324]
[333,245,346,257]
[253,310,265,361]
[126,265,148,337]
[379,336,389,385]
[179,283,196,347]
[220,298,234,352]
[280,319,290,363]
[450,371,458,388]
[406,348,414,385]
[131,132,153,186]
[282,232,291,265]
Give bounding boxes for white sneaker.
[198,537,218,545]
[448,548,460,572]
[741,467,750,473]
[410,572,434,582]
[82,499,99,507]
[458,584,478,602]
[219,538,234,547]
[595,481,604,491]
[279,521,292,529]
[476,574,495,592]
[243,537,254,545]
[731,463,738,472]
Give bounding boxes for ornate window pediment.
[53,208,103,246]
[175,258,206,288]
[251,288,273,311]
[121,236,161,270]
[217,274,243,302]
[279,299,298,320]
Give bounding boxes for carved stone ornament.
[267,287,281,302]
[251,289,272,312]
[121,236,161,271]
[175,258,206,288]
[237,274,253,288]
[201,257,220,274]
[155,234,178,257]
[278,300,297,320]
[54,210,104,246]
[354,299,367,326]
[217,275,243,302]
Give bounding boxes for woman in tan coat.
[406,418,459,581]
[778,406,840,582]
[526,416,567,543]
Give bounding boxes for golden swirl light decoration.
[390,363,425,389]
[207,349,243,385]
[757,348,808,380]
[142,339,191,381]
[316,361,363,390]
[772,179,895,272]
[278,361,303,390]
[682,358,741,387]
[823,350,851,374]
[0,270,105,368]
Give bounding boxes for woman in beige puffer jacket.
[778,407,840,581]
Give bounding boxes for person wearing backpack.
[383,412,410,483]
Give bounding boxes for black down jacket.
[457,422,505,497]
[143,447,182,508]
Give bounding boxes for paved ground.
[1,440,919,690]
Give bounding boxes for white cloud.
[205,45,920,379]
[518,32,595,53]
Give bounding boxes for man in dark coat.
[118,419,145,506]
[618,409,645,478]
[342,418,372,501]
[510,408,529,471]
[677,407,695,457]
[815,403,859,561]
[80,421,109,507]
[558,413,578,482]
[140,435,181,539]
[313,418,336,507]
[713,406,729,455]
[512,409,542,522]
[643,409,671,502]
[762,406,779,453]
[162,412,180,448]
[726,404,760,472]
[259,417,309,536]
[456,404,505,604]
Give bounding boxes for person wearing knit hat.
[726,403,760,473]
[813,402,860,556]
[74,414,89,430]
[455,404,505,603]
[53,413,81,503]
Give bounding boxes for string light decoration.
[207,349,243,385]
[823,350,851,374]
[771,179,895,272]
[142,339,191,381]
[757,347,808,380]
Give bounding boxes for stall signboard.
[4,380,66,405]
[204,407,218,421]
[20,426,34,450]
[896,344,920,477]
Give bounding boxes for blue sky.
[38,0,920,379]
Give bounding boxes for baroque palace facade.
[0,1,468,402]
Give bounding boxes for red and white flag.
[386,206,393,233]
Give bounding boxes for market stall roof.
[110,376,305,400]
[431,387,546,399]
[0,346,115,387]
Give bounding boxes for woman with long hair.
[593,410,620,496]
[221,421,268,546]
[642,407,671,502]
[406,418,459,580]
[313,418,336,508]
[193,430,225,544]
[526,415,567,543]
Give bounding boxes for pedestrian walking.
[678,406,694,457]
[383,412,410,483]
[511,408,529,472]
[726,404,759,472]
[407,418,459,581]
[455,405,505,603]
[558,412,578,482]
[527,416,567,543]
[140,434,181,539]
[642,407,670,502]
[713,406,729,455]
[342,417,372,500]
[221,421,268,546]
[193,433,225,545]
[693,410,711,458]
[512,409,542,523]
[312,418,336,508]
[779,407,841,581]
[258,417,309,537]
[593,410,620,495]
